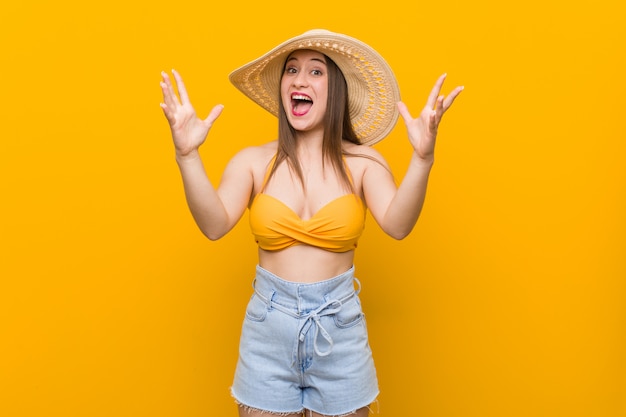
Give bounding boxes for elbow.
[205,233,222,241]
[382,216,417,240]
[387,229,412,240]
[200,225,229,241]
[384,225,414,240]
[193,215,232,241]
[203,229,228,241]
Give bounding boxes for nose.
[292,71,309,88]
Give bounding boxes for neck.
[295,130,324,160]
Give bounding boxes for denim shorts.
[231,265,378,416]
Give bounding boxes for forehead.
[286,49,327,64]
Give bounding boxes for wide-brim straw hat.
[229,29,401,146]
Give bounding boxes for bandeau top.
[249,155,366,252]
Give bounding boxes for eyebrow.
[286,56,327,65]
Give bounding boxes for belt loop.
[267,290,276,311]
[252,278,275,311]
[353,277,362,295]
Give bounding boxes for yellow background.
[1,0,624,416]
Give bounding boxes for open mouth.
[291,93,313,116]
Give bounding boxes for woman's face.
[280,49,328,136]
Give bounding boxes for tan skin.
[160,50,462,416]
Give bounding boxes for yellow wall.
[1,0,624,416]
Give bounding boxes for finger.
[442,85,464,112]
[160,102,174,123]
[429,110,438,134]
[160,79,178,111]
[396,101,414,122]
[160,72,179,109]
[426,73,447,109]
[204,104,225,126]
[161,71,176,97]
[171,69,191,105]
[435,95,445,122]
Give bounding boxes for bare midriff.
[258,245,355,283]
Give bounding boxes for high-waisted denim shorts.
[231,265,378,416]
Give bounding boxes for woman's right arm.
[160,70,252,240]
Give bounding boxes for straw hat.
[229,29,400,146]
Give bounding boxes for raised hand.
[397,74,463,162]
[160,70,224,157]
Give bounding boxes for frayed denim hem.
[233,398,303,416]
[233,396,379,417]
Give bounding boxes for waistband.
[252,265,361,359]
[253,265,360,313]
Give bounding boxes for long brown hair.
[267,52,359,192]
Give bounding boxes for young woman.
[160,29,462,417]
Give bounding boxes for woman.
[160,29,462,417]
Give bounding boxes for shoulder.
[227,141,278,169]
[223,141,278,192]
[231,140,277,160]
[342,141,392,171]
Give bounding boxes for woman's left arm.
[364,74,463,239]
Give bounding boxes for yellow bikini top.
[249,155,366,253]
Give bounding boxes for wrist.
[411,151,435,167]
[175,148,201,164]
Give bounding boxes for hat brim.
[229,29,401,146]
